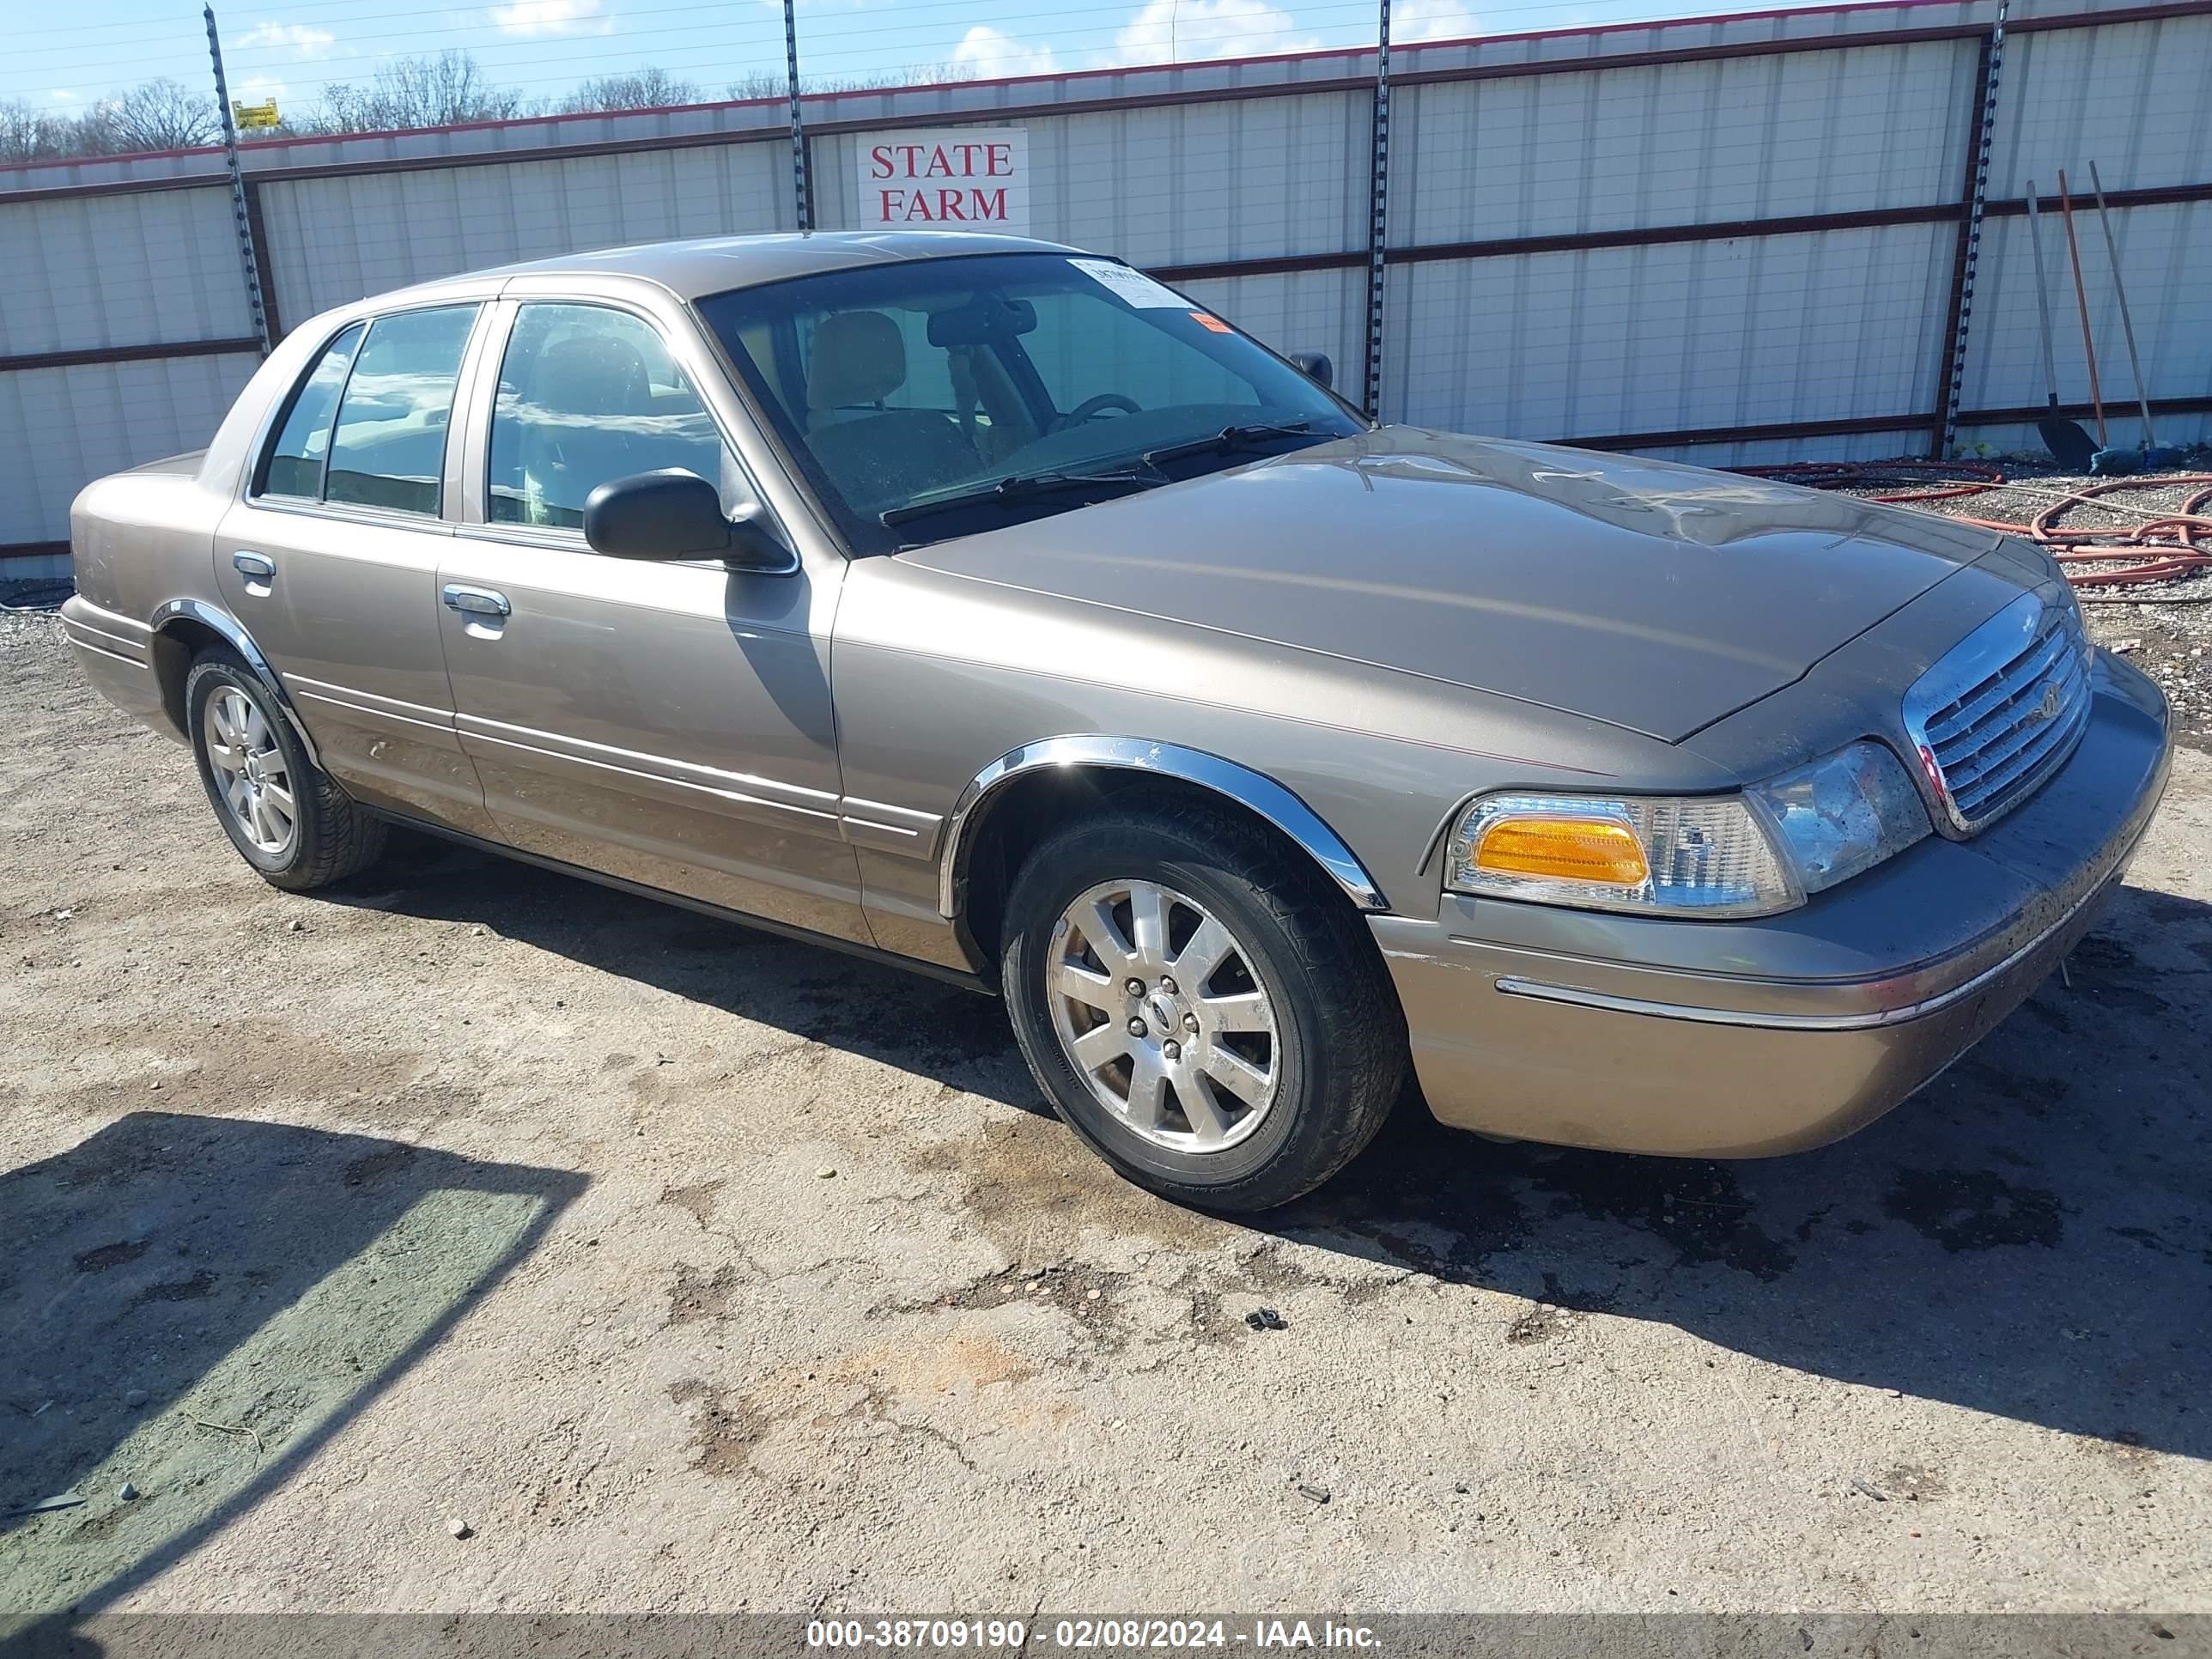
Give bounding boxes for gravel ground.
[3,611,2209,1623]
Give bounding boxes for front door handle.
[232,551,275,592]
[441,584,512,619]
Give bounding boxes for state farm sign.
[856,129,1029,234]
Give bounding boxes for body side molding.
[937,736,1389,921]
[149,598,324,767]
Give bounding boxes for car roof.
[379,230,1084,308]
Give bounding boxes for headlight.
[1446,793,1798,916]
[1445,742,1930,917]
[1747,740,1929,895]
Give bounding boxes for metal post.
[1361,0,1391,421]
[783,0,812,231]
[204,5,270,352]
[1936,0,2008,459]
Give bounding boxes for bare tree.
[0,100,75,163]
[724,62,964,101]
[84,78,222,153]
[313,51,528,132]
[556,66,698,114]
[0,48,981,164]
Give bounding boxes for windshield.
[696,252,1362,553]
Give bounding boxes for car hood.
[896,427,2008,742]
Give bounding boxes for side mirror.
[1288,350,1334,390]
[583,470,788,569]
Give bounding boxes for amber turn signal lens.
[1474,816,1650,886]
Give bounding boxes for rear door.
[433,295,867,942]
[212,299,498,837]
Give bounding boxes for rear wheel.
[1001,794,1406,1212]
[185,651,386,890]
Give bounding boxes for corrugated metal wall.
[0,355,259,546]
[0,188,253,356]
[1384,222,1960,441]
[258,143,799,321]
[2,0,2207,568]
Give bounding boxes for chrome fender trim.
[149,598,323,768]
[938,736,1389,921]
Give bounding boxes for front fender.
[939,736,1389,920]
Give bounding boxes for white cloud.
[1392,0,1478,42]
[48,88,81,104]
[236,21,337,57]
[490,0,614,36]
[1109,0,1320,66]
[951,25,1059,77]
[234,72,289,102]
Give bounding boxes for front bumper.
[1372,651,2172,1157]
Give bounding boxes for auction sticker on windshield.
[1069,258,1189,307]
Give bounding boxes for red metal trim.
[0,338,263,374]
[1567,392,2212,452]
[1156,204,1965,281]
[1992,180,2212,216]
[1390,202,1961,263]
[1164,207,1965,281]
[1571,410,1940,450]
[1153,183,2212,284]
[1958,392,2212,424]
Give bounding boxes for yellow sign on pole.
[232,99,280,131]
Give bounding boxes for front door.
[212,301,498,838]
[434,300,866,943]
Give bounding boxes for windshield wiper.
[879,468,1158,528]
[1139,419,1316,468]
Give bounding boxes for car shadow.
[1,1112,585,1631]
[324,840,2209,1462]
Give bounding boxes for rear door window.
[258,322,365,500]
[322,305,479,517]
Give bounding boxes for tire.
[1000,791,1407,1212]
[185,649,387,891]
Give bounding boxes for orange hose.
[1735,464,2212,594]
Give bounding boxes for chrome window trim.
[234,496,462,538]
[938,736,1389,921]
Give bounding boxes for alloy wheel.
[203,685,298,857]
[1046,878,1280,1152]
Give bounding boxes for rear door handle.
[232,551,275,590]
[441,585,511,619]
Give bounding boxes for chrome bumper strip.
[1494,858,2124,1033]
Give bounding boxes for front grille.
[1905,594,2090,836]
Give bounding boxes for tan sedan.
[62,232,2172,1209]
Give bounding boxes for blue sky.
[7,0,1838,118]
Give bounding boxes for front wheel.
[1000,794,1407,1212]
[185,650,387,890]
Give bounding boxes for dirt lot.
[3,611,2209,1622]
